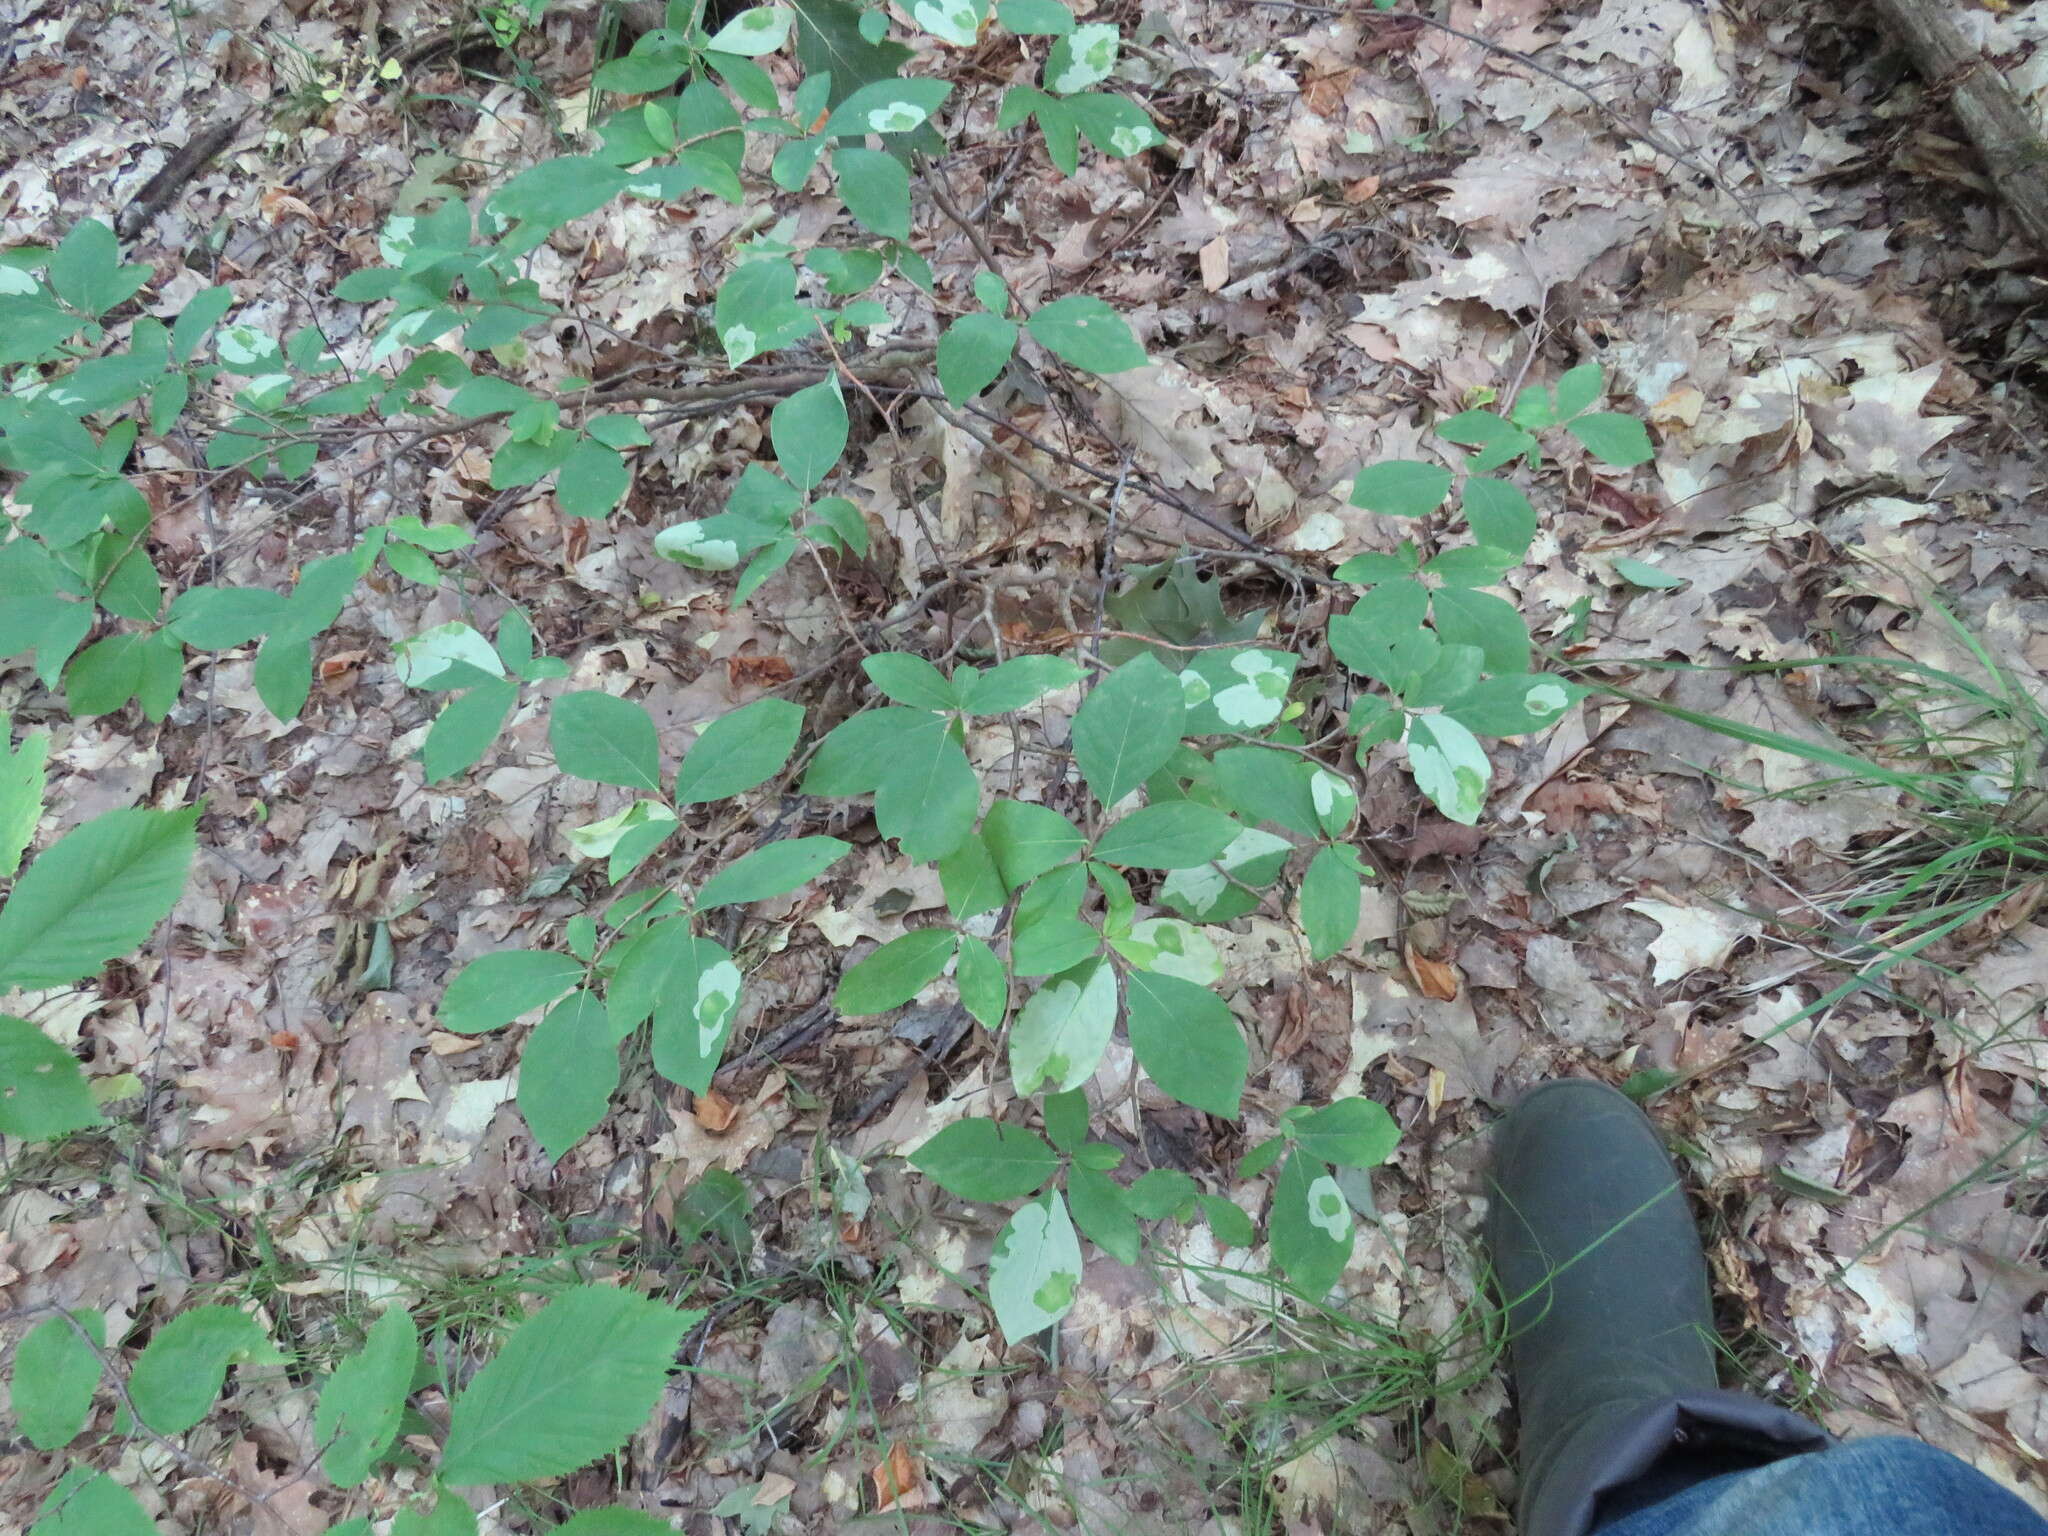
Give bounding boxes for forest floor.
[5,0,2048,1529]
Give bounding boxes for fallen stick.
[1867,0,2048,250]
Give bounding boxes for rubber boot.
[1486,1080,1830,1536]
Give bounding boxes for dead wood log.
[1867,0,2048,250]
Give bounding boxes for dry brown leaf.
[873,1441,925,1512]
[1404,943,1461,1001]
[693,1087,739,1133]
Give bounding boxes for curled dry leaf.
[693,1087,740,1133]
[1404,941,1461,1001]
[873,1440,925,1512]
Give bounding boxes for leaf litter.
[6,0,2048,1528]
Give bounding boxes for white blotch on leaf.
[1306,1174,1352,1243]
[1177,668,1212,706]
[721,322,760,365]
[1211,651,1290,728]
[1525,681,1568,715]
[866,102,930,134]
[215,323,279,368]
[696,960,742,1055]
[655,522,742,570]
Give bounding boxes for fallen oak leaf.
[1625,899,1759,985]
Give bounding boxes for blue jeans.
[1600,1438,2048,1536]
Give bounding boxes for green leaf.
[809,494,871,555]
[0,726,46,879]
[1123,970,1244,1118]
[1010,958,1116,1095]
[1566,411,1654,467]
[29,1471,155,1536]
[707,4,794,53]
[50,220,148,317]
[518,991,617,1163]
[912,0,985,44]
[0,804,196,991]
[982,799,1085,888]
[440,951,585,1034]
[952,655,1082,714]
[1009,865,1098,976]
[673,698,804,804]
[1404,642,1483,710]
[129,1306,281,1435]
[939,832,1006,919]
[440,1286,698,1485]
[252,632,311,720]
[1310,768,1357,836]
[835,929,958,1014]
[988,1190,1082,1339]
[1612,555,1687,588]
[769,375,850,491]
[12,1310,102,1449]
[1126,1167,1196,1219]
[862,652,957,710]
[1436,409,1537,470]
[697,836,849,909]
[1066,91,1163,156]
[937,312,1019,405]
[1269,1151,1353,1297]
[556,436,631,518]
[1025,295,1145,373]
[956,933,1008,1027]
[1067,1163,1139,1263]
[392,1497,476,1536]
[1432,585,1529,675]
[1200,1193,1255,1248]
[1425,546,1519,589]
[834,146,912,240]
[1071,653,1185,807]
[394,621,505,689]
[549,691,663,792]
[611,923,738,1085]
[1300,846,1361,961]
[1290,1097,1400,1167]
[489,157,630,233]
[1210,744,1318,837]
[554,1510,680,1536]
[422,679,519,784]
[875,725,979,860]
[315,1307,417,1488]
[1444,674,1579,737]
[170,284,236,362]
[1554,361,1604,419]
[1091,801,1241,869]
[1405,714,1491,826]
[912,1117,1057,1200]
[1348,460,1450,518]
[1108,916,1222,985]
[64,633,145,717]
[1042,20,1118,93]
[1460,476,1536,556]
[0,1018,98,1140]
[1042,1087,1088,1150]
[801,706,934,794]
[823,76,954,137]
[999,0,1073,31]
[1175,646,1297,734]
[594,27,693,91]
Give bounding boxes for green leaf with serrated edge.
[1042,1087,1089,1151]
[1070,653,1184,808]
[834,145,912,239]
[422,678,518,784]
[697,837,849,910]
[0,723,48,880]
[1091,801,1241,869]
[0,804,195,991]
[549,691,662,791]
[1445,674,1579,737]
[1405,714,1491,827]
[440,1287,698,1484]
[129,1306,281,1435]
[912,1118,1057,1200]
[1199,1193,1255,1249]
[0,1016,100,1139]
[1126,1167,1196,1219]
[1432,584,1529,675]
[955,935,1008,1029]
[939,832,1006,919]
[1290,1098,1400,1168]
[1025,295,1145,372]
[29,1471,155,1536]
[875,725,979,860]
[937,312,1019,404]
[1010,958,1116,1095]
[1459,476,1536,556]
[1566,411,1654,467]
[1270,1151,1353,1297]
[644,935,742,1091]
[1210,744,1319,837]
[863,652,957,710]
[953,654,1083,714]
[1300,846,1361,961]
[771,375,849,491]
[1348,460,1450,517]
[802,707,937,794]
[440,951,584,1034]
[315,1306,417,1488]
[1611,555,1687,588]
[673,697,804,805]
[12,1309,102,1448]
[836,929,959,1014]
[1554,361,1604,419]
[988,1190,1082,1339]
[517,991,617,1164]
[1123,970,1244,1118]
[982,799,1085,889]
[1066,1163,1139,1263]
